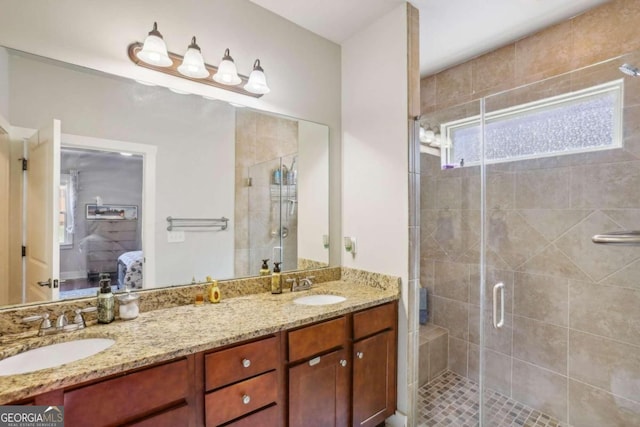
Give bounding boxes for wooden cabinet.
[11,301,397,427]
[352,302,397,427]
[289,348,350,427]
[64,356,196,427]
[287,315,350,427]
[204,335,282,427]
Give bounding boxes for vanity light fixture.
[136,22,172,67]
[244,59,271,94]
[128,23,270,98]
[177,37,209,78]
[212,48,242,85]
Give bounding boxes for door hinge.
[21,246,26,257]
[20,158,27,171]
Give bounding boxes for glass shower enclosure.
[247,154,298,275]
[421,48,640,425]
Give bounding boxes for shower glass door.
[247,154,298,275]
[480,49,640,425]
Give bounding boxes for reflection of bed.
[117,251,143,289]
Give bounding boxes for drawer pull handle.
[242,358,251,368]
[242,394,251,405]
[309,356,321,367]
[339,359,347,367]
[357,352,364,359]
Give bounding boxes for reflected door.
[25,119,61,302]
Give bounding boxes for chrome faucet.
[22,313,55,336]
[289,276,315,292]
[73,306,97,329]
[56,312,69,330]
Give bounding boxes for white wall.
[9,52,236,285]
[341,3,409,415]
[0,0,342,266]
[298,121,330,265]
[0,47,8,121]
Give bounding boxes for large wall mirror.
[0,47,330,307]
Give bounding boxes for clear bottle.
[260,259,271,276]
[97,278,115,324]
[271,262,282,294]
[117,291,140,320]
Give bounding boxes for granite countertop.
[0,279,399,403]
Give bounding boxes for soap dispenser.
[260,259,271,276]
[97,277,115,324]
[207,276,221,303]
[271,262,282,294]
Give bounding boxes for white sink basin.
[0,338,115,376]
[293,294,346,306]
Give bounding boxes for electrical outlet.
[167,230,185,243]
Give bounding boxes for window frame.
[441,79,624,167]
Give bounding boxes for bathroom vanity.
[0,275,398,427]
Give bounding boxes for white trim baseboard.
[386,411,408,427]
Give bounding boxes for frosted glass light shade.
[244,59,270,94]
[177,37,209,79]
[136,22,172,67]
[212,48,241,86]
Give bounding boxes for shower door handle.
[492,282,505,329]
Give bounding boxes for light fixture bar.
[127,42,264,98]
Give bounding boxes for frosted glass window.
[442,80,623,167]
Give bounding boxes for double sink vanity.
[0,267,399,427]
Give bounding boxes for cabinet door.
[289,348,349,427]
[352,330,396,427]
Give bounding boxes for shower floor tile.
[418,371,570,427]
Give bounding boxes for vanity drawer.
[64,358,189,426]
[353,302,396,340]
[205,371,278,427]
[288,316,347,362]
[222,404,279,427]
[205,335,279,391]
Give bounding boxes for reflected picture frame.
[86,204,138,220]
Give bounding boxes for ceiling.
[249,0,610,76]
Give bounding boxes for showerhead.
[619,63,640,77]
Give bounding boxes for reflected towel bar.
[592,231,640,245]
[166,216,229,231]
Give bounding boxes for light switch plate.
[167,230,185,243]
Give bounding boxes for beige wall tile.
[513,316,568,375]
[420,75,436,115]
[514,272,568,326]
[486,172,515,210]
[419,341,430,386]
[420,257,435,295]
[600,259,640,290]
[435,62,473,109]
[515,168,571,209]
[448,336,468,377]
[467,306,512,356]
[624,105,640,159]
[434,261,469,302]
[468,343,479,382]
[487,210,548,269]
[518,209,591,242]
[515,21,573,85]
[518,244,589,281]
[484,348,512,396]
[472,44,516,97]
[569,379,640,427]
[569,330,640,402]
[432,295,469,340]
[571,0,640,69]
[570,280,640,346]
[433,209,480,261]
[570,161,640,209]
[429,334,448,381]
[435,176,462,209]
[512,359,568,421]
[555,211,639,281]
